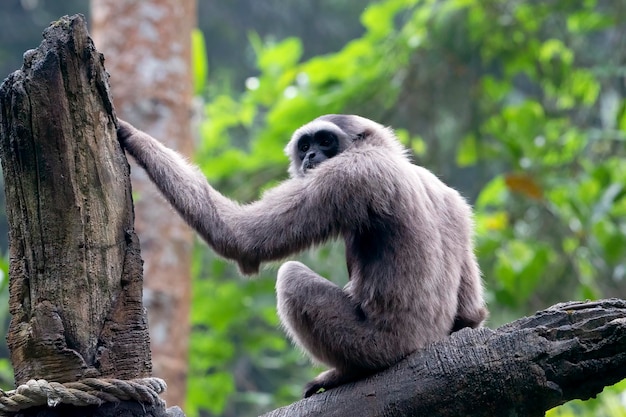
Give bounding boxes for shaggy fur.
[117,114,487,397]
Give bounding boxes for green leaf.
[191,29,209,95]
[257,37,303,74]
[567,10,613,33]
[187,371,235,416]
[495,241,552,304]
[592,183,624,222]
[361,0,413,39]
[538,39,573,67]
[456,134,478,167]
[476,176,507,209]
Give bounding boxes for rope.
[0,377,166,415]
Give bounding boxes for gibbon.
[117,114,487,397]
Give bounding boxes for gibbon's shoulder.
[307,145,407,186]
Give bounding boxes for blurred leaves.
[0,253,11,391]
[191,29,209,95]
[186,0,626,416]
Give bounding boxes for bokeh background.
[1,1,625,416]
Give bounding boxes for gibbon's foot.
[303,381,325,398]
[303,369,363,398]
[303,370,336,398]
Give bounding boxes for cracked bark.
[0,14,164,417]
[261,299,626,417]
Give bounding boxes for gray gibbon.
[117,114,487,397]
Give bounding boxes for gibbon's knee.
[276,260,308,294]
[276,261,334,299]
[276,261,324,360]
[276,261,335,323]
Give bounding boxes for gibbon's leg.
[276,261,397,397]
[451,258,488,333]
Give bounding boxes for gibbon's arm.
[117,120,395,274]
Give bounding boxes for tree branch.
[261,299,626,417]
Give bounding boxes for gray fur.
[117,114,487,397]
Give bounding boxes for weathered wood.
[0,13,151,391]
[260,299,626,417]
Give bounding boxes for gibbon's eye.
[297,135,311,155]
[315,131,337,149]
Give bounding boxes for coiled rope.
[0,377,166,415]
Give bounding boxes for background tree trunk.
[0,13,160,416]
[91,0,197,408]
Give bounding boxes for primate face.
[296,130,341,174]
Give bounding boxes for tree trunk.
[91,1,197,407]
[0,14,163,416]
[260,299,626,417]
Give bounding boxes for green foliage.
[194,1,414,187]
[191,29,209,95]
[462,0,626,316]
[548,379,626,417]
[187,0,626,415]
[0,254,12,390]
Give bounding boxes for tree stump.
[0,14,163,417]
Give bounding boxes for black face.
[297,130,340,173]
